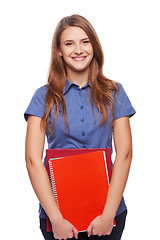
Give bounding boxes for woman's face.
[59,26,94,75]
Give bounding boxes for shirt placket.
[78,90,87,148]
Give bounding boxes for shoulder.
[24,85,48,121]
[113,81,126,98]
[34,85,48,99]
[115,81,123,91]
[113,81,136,119]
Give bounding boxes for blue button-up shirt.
[24,78,136,218]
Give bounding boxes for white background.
[0,0,160,239]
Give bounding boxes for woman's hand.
[87,214,114,237]
[51,216,78,240]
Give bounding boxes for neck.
[66,69,89,88]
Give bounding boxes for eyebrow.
[64,37,89,43]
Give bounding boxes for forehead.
[60,27,88,41]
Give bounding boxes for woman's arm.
[87,116,132,236]
[25,116,78,240]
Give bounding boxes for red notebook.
[46,149,114,232]
[46,148,112,181]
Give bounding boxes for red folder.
[46,148,113,232]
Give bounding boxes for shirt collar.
[63,78,91,94]
[63,78,73,94]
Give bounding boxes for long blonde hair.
[42,14,118,132]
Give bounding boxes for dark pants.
[40,210,127,240]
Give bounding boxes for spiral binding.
[49,160,60,209]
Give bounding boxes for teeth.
[73,57,86,60]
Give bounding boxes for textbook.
[46,149,113,232]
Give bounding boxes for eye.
[65,42,73,46]
[82,40,90,44]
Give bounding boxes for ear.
[58,50,63,57]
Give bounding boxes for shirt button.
[81,118,84,122]
[82,132,85,136]
[80,105,84,109]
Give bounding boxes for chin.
[70,63,91,73]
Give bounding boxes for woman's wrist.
[50,211,63,225]
[101,206,116,221]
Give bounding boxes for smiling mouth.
[72,56,87,61]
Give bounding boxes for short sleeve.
[114,83,136,119]
[24,86,47,121]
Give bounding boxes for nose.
[74,44,83,54]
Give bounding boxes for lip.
[71,56,87,61]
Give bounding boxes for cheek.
[64,50,74,60]
[59,46,70,57]
[86,45,94,56]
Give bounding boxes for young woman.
[24,14,135,240]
